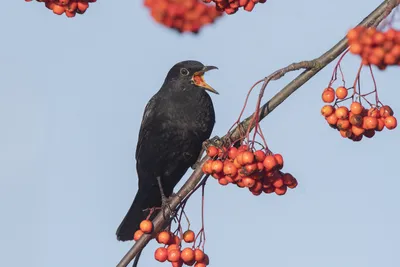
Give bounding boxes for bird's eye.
[180,68,189,76]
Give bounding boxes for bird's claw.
[161,195,175,220]
[203,135,227,152]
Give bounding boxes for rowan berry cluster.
[347,26,400,70]
[134,220,210,267]
[321,86,397,141]
[202,0,267,14]
[202,144,298,196]
[25,0,95,17]
[144,0,223,33]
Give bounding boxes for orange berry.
[242,177,256,188]
[237,145,249,152]
[391,44,400,57]
[211,160,223,173]
[224,175,235,183]
[335,106,349,119]
[194,249,205,262]
[349,42,363,54]
[168,249,181,262]
[339,129,352,138]
[236,152,244,165]
[385,28,396,41]
[183,230,195,243]
[337,119,351,130]
[218,177,229,186]
[139,220,153,234]
[244,163,258,175]
[198,254,210,265]
[52,4,65,15]
[241,151,255,164]
[352,125,365,136]
[167,244,180,252]
[275,185,287,195]
[322,87,335,103]
[362,116,378,130]
[227,147,238,160]
[206,146,218,157]
[133,229,144,241]
[212,171,224,180]
[349,114,363,127]
[254,150,266,162]
[65,10,76,17]
[372,47,385,59]
[384,116,397,129]
[233,157,241,169]
[368,107,380,118]
[347,28,361,41]
[194,263,206,267]
[274,154,284,169]
[287,178,298,189]
[335,86,348,99]
[201,160,213,174]
[384,53,396,65]
[180,248,195,263]
[77,1,89,12]
[172,260,184,267]
[321,105,335,117]
[326,113,338,125]
[282,173,295,186]
[223,161,237,177]
[350,102,363,115]
[66,1,77,11]
[155,247,168,262]
[236,179,245,188]
[157,231,171,244]
[376,118,385,131]
[373,31,386,45]
[263,155,278,171]
[379,105,394,117]
[273,177,284,188]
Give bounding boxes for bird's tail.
[116,187,161,241]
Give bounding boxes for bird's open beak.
[192,65,219,95]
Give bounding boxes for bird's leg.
[191,135,226,169]
[156,177,174,219]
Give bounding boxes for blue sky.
[1,1,399,267]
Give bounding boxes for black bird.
[116,60,218,242]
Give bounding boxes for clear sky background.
[1,1,399,267]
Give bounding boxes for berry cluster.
[202,0,267,15]
[321,86,397,141]
[202,145,298,196]
[25,0,96,17]
[144,0,223,33]
[347,26,400,70]
[134,220,210,267]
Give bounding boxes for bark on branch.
[116,1,399,266]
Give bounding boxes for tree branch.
[116,1,399,266]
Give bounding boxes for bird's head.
[164,60,219,95]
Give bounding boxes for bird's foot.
[156,176,175,220]
[161,195,175,220]
[191,135,227,169]
[206,135,226,148]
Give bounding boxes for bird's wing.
[135,94,158,162]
